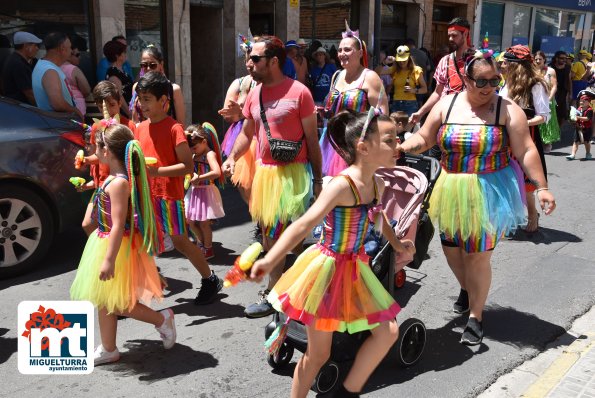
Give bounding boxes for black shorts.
[574,128,593,143]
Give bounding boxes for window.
[512,5,532,47]
[533,8,586,53]
[125,0,165,78]
[480,2,505,51]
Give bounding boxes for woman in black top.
[103,40,133,114]
[550,51,571,128]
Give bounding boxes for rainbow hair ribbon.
[201,122,226,187]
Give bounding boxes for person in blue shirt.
[309,46,337,104]
[96,35,133,83]
[282,40,298,79]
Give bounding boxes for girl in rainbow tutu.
[70,123,176,366]
[398,51,556,345]
[250,108,415,398]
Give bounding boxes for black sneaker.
[194,273,223,305]
[453,288,470,314]
[244,289,275,318]
[460,317,483,346]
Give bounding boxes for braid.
[125,140,159,255]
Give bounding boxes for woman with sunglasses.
[61,41,91,116]
[130,45,185,124]
[319,26,389,176]
[500,45,550,234]
[104,39,133,116]
[397,50,556,346]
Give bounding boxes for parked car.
[0,97,87,278]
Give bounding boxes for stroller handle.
[403,153,441,183]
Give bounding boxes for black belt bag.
[260,88,303,163]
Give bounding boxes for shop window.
[0,1,94,84]
[512,5,532,47]
[125,0,165,79]
[480,2,504,51]
[533,8,585,54]
[380,2,407,53]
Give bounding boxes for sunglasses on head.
[140,62,159,70]
[468,75,500,88]
[249,54,271,63]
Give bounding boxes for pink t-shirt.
[433,52,466,97]
[243,77,315,164]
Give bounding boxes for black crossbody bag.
[259,88,303,163]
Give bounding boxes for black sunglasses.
[249,54,271,63]
[140,62,159,70]
[468,75,500,88]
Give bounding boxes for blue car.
[0,97,86,278]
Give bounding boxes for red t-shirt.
[135,116,186,200]
[243,77,315,164]
[434,52,466,97]
[89,115,136,187]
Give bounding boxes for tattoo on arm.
[528,178,542,188]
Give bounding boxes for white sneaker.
[94,344,120,365]
[156,308,176,349]
[162,234,175,252]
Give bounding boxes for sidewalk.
[479,306,595,398]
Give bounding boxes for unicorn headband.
[464,48,495,75]
[342,20,369,68]
[93,100,120,144]
[238,33,252,52]
[359,106,380,142]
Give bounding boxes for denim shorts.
[390,100,418,116]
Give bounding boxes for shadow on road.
[0,328,17,365]
[508,226,582,245]
[105,339,218,381]
[168,294,246,327]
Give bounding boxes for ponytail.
[201,122,226,187]
[125,140,159,256]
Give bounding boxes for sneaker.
[585,153,593,160]
[453,288,470,314]
[566,154,576,160]
[244,289,276,318]
[194,272,223,305]
[94,344,120,365]
[460,317,483,346]
[162,234,175,252]
[155,308,176,349]
[202,246,215,260]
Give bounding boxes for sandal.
[524,213,540,233]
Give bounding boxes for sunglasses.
[140,62,159,70]
[249,54,271,63]
[468,76,500,88]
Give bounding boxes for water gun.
[69,177,86,187]
[74,150,84,169]
[184,174,192,190]
[145,157,158,165]
[223,242,263,287]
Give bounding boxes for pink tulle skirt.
[320,127,348,176]
[184,185,225,221]
[221,120,244,156]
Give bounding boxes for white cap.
[13,31,42,45]
[313,47,327,54]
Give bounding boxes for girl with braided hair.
[70,123,176,366]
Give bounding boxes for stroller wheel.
[267,342,294,369]
[395,269,406,288]
[311,360,341,394]
[395,318,426,367]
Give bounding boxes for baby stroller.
[264,154,441,394]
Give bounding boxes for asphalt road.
[1,123,594,397]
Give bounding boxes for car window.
[0,101,50,130]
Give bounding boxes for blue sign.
[540,36,576,60]
[512,37,529,46]
[517,0,595,12]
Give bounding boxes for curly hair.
[505,60,547,109]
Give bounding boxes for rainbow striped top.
[193,155,213,186]
[93,174,132,235]
[437,94,510,174]
[319,175,378,254]
[324,69,370,117]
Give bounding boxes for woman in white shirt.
[500,45,550,234]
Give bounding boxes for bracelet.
[535,187,549,193]
[312,178,324,185]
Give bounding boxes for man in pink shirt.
[223,35,322,318]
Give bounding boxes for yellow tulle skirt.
[249,160,312,227]
[231,138,258,190]
[70,231,163,313]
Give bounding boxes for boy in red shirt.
[78,81,137,235]
[135,72,222,304]
[567,94,593,160]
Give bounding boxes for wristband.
[535,187,549,193]
[312,178,324,185]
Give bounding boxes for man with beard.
[410,18,472,125]
[222,36,322,318]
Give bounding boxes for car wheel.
[0,184,54,278]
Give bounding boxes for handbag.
[259,88,303,163]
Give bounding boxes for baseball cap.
[313,47,327,55]
[579,49,589,56]
[285,40,298,48]
[13,31,42,46]
[395,45,410,62]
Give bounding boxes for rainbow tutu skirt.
[268,244,400,333]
